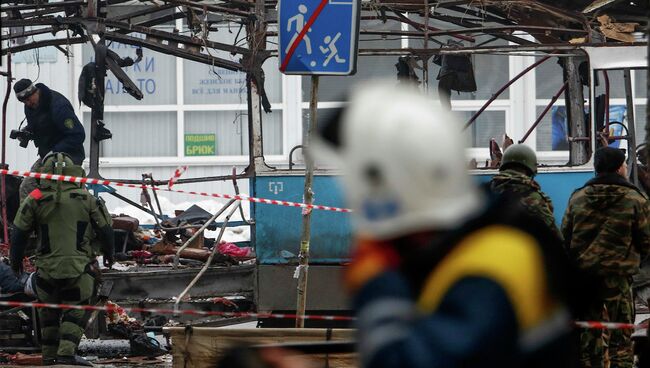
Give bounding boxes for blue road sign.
[279,0,359,75]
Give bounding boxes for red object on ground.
[10,352,43,366]
[217,242,253,259]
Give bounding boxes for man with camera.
[13,78,86,201]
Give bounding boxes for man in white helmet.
[314,81,577,368]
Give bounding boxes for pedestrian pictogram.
[279,0,359,75]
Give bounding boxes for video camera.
[9,128,33,148]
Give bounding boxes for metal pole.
[464,53,555,130]
[564,55,588,165]
[603,70,610,135]
[647,21,650,165]
[89,40,106,179]
[1,52,11,250]
[519,82,568,144]
[623,69,638,187]
[296,75,318,328]
[173,198,237,268]
[174,200,240,312]
[422,0,429,91]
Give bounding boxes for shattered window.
[459,110,506,148]
[535,56,564,100]
[636,69,647,98]
[536,104,567,152]
[635,105,647,144]
[301,15,402,102]
[410,34,510,100]
[634,70,648,145]
[600,69,627,99]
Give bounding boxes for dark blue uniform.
[24,84,85,164]
[351,195,577,368]
[0,261,24,294]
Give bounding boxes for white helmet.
[314,81,483,240]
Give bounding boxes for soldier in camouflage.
[562,146,650,368]
[490,144,562,240]
[10,152,114,367]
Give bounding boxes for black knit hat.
[13,78,37,101]
[594,147,626,174]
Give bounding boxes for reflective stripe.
[359,323,410,364]
[15,83,36,100]
[417,225,552,331]
[357,299,415,330]
[519,307,571,352]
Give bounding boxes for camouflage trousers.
[579,275,634,368]
[35,271,95,360]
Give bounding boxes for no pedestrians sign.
[279,0,360,75]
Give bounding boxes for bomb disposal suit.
[10,153,114,364]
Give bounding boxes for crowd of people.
[1,78,649,368]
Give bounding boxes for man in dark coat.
[13,78,86,200]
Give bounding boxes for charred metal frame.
[0,0,647,211]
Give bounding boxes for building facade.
[1,18,647,216]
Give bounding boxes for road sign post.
[279,0,359,75]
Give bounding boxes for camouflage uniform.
[562,173,650,368]
[490,168,562,240]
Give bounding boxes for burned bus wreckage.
[0,0,649,366]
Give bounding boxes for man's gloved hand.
[344,238,401,292]
[103,255,114,269]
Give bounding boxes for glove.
[344,238,401,292]
[103,255,114,269]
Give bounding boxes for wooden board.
[165,327,357,368]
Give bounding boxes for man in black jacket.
[14,79,86,200]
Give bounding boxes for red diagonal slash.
[280,0,329,72]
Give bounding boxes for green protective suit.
[11,153,114,360]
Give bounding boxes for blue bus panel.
[253,170,594,264]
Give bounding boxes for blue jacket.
[24,83,85,164]
[0,261,24,294]
[353,195,576,368]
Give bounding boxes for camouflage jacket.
[490,169,562,240]
[561,173,650,276]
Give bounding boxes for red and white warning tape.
[167,166,188,190]
[0,300,355,321]
[574,321,646,330]
[0,169,352,213]
[0,300,645,329]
